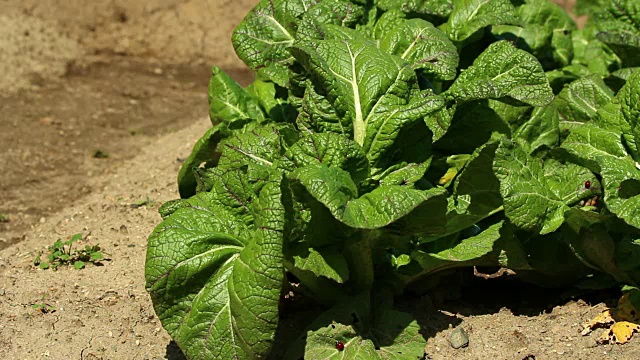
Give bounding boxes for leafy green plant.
[145,0,640,359]
[34,233,106,270]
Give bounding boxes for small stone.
[154,68,163,75]
[449,327,469,349]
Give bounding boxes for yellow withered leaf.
[581,309,614,335]
[598,321,640,344]
[583,291,640,344]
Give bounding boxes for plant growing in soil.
[34,233,105,270]
[145,0,640,358]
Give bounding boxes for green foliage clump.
[145,0,640,359]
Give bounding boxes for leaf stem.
[344,231,375,291]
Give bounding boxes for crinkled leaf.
[298,85,351,136]
[372,8,407,41]
[443,0,520,43]
[558,123,640,230]
[412,221,505,275]
[543,159,601,206]
[618,70,640,154]
[305,322,378,359]
[205,168,257,227]
[556,75,614,133]
[280,132,370,184]
[558,124,630,173]
[209,67,265,127]
[594,0,640,67]
[217,124,286,171]
[232,0,308,86]
[296,0,365,40]
[177,124,228,198]
[145,174,285,359]
[445,41,554,106]
[600,158,640,230]
[494,139,571,234]
[292,164,447,229]
[594,102,639,160]
[445,141,502,233]
[424,105,455,142]
[513,102,560,154]
[379,161,431,187]
[376,0,453,18]
[379,18,459,80]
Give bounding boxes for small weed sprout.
[33,233,108,270]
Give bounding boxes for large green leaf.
[442,0,520,43]
[445,41,554,106]
[302,311,426,359]
[145,174,286,360]
[412,221,505,275]
[556,75,614,132]
[444,140,503,234]
[379,160,431,187]
[379,18,459,80]
[298,85,351,136]
[291,30,444,173]
[494,139,581,234]
[513,102,560,154]
[292,164,447,230]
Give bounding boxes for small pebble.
[449,326,469,349]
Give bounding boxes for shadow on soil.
[166,341,186,360]
[163,268,620,359]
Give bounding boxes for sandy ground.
[0,0,638,359]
